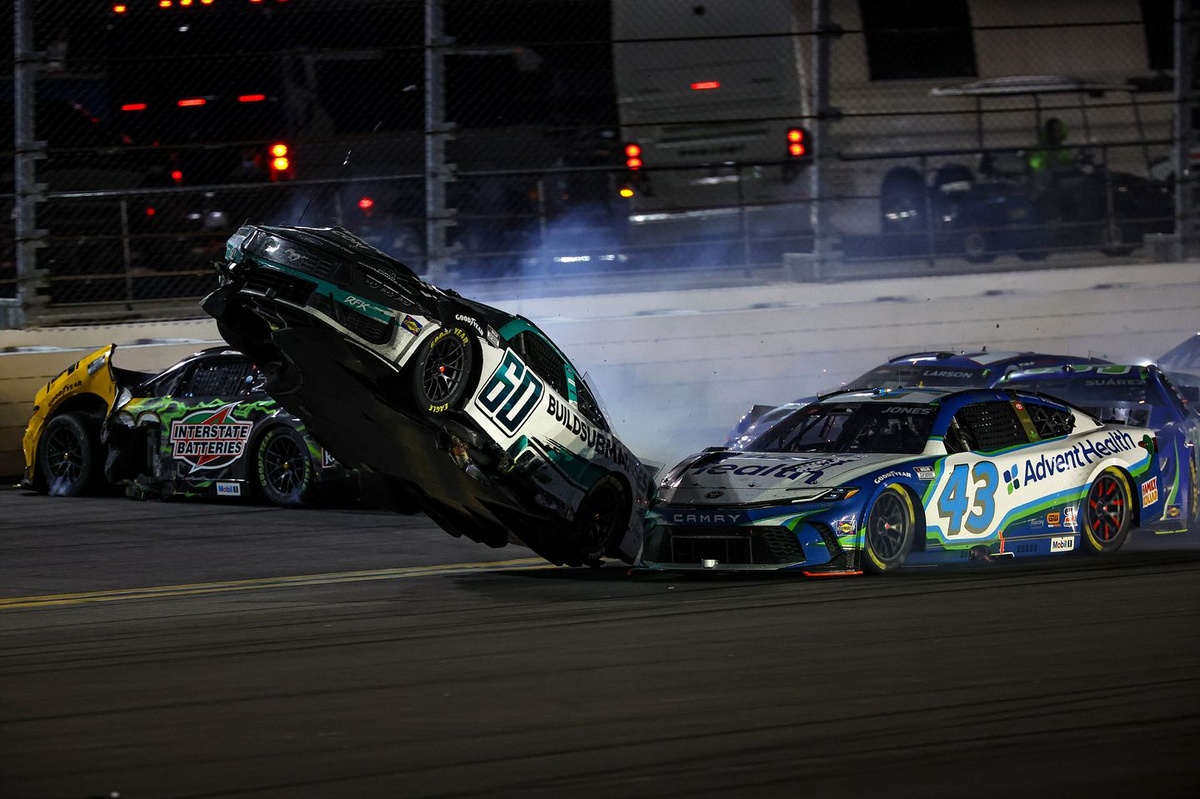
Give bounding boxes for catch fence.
[4,0,1198,327]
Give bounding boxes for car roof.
[884,350,1105,370]
[816,386,972,405]
[1000,364,1156,383]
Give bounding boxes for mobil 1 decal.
[476,349,545,435]
[170,403,253,470]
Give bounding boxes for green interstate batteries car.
[22,344,355,506]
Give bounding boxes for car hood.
[659,450,923,506]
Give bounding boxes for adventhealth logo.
[1022,430,1137,485]
[1003,466,1020,494]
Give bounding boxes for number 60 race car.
[645,387,1172,574]
[201,224,653,567]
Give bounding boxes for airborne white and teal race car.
[202,224,652,567]
[646,386,1167,575]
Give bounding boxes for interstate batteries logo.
[170,404,253,470]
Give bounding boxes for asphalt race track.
[1,487,1198,798]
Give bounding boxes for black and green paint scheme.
[23,344,351,506]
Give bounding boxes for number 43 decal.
[936,461,999,536]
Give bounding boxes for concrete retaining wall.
[3,261,1198,477]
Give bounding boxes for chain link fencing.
[4,0,1197,326]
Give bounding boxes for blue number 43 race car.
[647,386,1179,574]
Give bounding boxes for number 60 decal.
[936,461,999,536]
[476,350,544,434]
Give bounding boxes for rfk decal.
[170,404,253,470]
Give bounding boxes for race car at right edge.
[644,386,1172,575]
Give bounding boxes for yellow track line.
[0,557,552,610]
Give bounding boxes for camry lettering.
[668,512,744,525]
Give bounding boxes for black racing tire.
[1080,468,1133,554]
[962,230,996,264]
[412,326,477,415]
[256,426,314,508]
[570,475,629,564]
[38,412,104,497]
[862,485,917,574]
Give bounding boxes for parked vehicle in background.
[21,344,353,506]
[647,386,1165,574]
[202,224,654,567]
[727,349,1110,449]
[612,0,813,263]
[998,363,1200,533]
[613,1,1173,257]
[876,77,1175,262]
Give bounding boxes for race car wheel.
[413,326,476,415]
[1081,468,1133,554]
[962,230,996,264]
[571,475,628,563]
[862,485,916,574]
[256,426,313,508]
[38,412,103,497]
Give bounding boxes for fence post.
[424,0,457,282]
[1174,0,1197,259]
[810,0,835,277]
[10,0,47,329]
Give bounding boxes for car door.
[925,397,1079,546]
[144,354,261,485]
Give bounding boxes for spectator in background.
[1027,117,1076,185]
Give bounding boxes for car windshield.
[746,402,935,454]
[844,363,986,390]
[1011,378,1154,426]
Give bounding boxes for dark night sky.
[21,0,617,132]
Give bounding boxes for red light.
[626,157,643,171]
[624,143,641,158]
[269,142,289,158]
[120,103,148,112]
[112,3,128,12]
[691,81,720,91]
[159,0,172,7]
[357,197,375,211]
[171,170,183,183]
[145,206,156,217]
[202,0,214,4]
[271,157,290,171]
[178,97,207,107]
[787,128,808,158]
[238,94,266,103]
[180,0,194,6]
